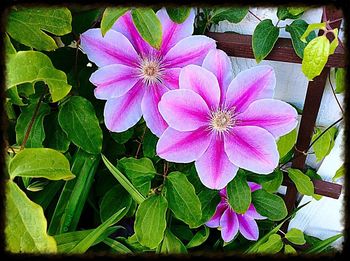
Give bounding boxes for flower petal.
[80,28,139,67]
[237,99,298,138]
[206,201,227,228]
[157,8,195,54]
[195,135,239,190]
[237,214,259,241]
[158,89,210,132]
[163,35,216,68]
[156,127,211,163]
[202,49,233,104]
[112,11,152,55]
[179,65,220,109]
[141,83,169,137]
[248,182,262,192]
[90,64,139,99]
[104,81,144,132]
[220,208,239,242]
[225,65,276,112]
[245,204,266,220]
[162,68,181,90]
[224,126,279,174]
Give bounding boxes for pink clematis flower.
[157,49,298,189]
[80,9,216,137]
[206,182,266,242]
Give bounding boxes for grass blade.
[103,238,133,254]
[305,234,343,254]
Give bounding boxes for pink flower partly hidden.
[157,49,298,189]
[80,9,216,137]
[206,182,266,242]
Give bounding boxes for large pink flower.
[206,182,266,242]
[80,9,216,137]
[157,49,298,189]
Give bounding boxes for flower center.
[139,57,163,86]
[209,108,235,133]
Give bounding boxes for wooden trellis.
[207,6,344,229]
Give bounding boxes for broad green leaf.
[142,128,158,158]
[227,170,251,213]
[262,170,283,193]
[186,226,210,248]
[6,51,72,102]
[172,224,194,242]
[305,234,342,254]
[311,127,337,162]
[287,7,307,16]
[117,157,156,196]
[69,208,126,253]
[48,150,99,235]
[285,228,306,245]
[252,189,287,221]
[111,128,134,144]
[5,33,16,55]
[58,96,103,154]
[286,19,316,58]
[302,35,330,80]
[333,164,344,181]
[101,7,129,36]
[158,229,187,254]
[5,180,57,253]
[252,19,280,63]
[7,7,72,51]
[100,184,133,222]
[6,87,25,106]
[44,112,70,152]
[123,234,150,252]
[103,238,133,254]
[15,102,50,148]
[134,194,168,249]
[277,128,297,159]
[102,155,145,204]
[54,226,119,253]
[277,7,304,20]
[165,171,202,228]
[211,7,248,24]
[335,68,345,94]
[195,188,221,226]
[9,148,74,181]
[300,22,326,42]
[257,234,283,254]
[284,244,297,254]
[287,168,314,196]
[166,7,192,23]
[131,8,162,49]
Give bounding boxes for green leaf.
[252,189,287,221]
[305,234,342,254]
[111,128,134,144]
[7,7,72,51]
[134,194,168,249]
[102,154,145,204]
[6,86,25,106]
[195,188,221,226]
[5,180,57,253]
[262,169,283,193]
[31,180,64,210]
[284,244,297,254]
[69,208,126,253]
[227,170,251,213]
[287,7,308,16]
[100,184,133,222]
[277,7,303,20]
[48,149,99,235]
[131,8,162,49]
[6,51,72,102]
[257,234,284,254]
[286,19,316,58]
[287,168,314,196]
[158,229,187,254]
[311,126,337,162]
[335,68,346,94]
[166,7,191,23]
[15,102,50,148]
[165,171,202,228]
[186,226,210,248]
[300,22,326,42]
[101,7,129,36]
[117,157,156,196]
[103,238,133,254]
[277,128,297,159]
[44,112,70,152]
[9,148,74,181]
[252,19,280,63]
[333,164,344,181]
[5,33,16,55]
[143,128,158,158]
[58,96,103,154]
[285,228,306,245]
[211,7,248,24]
[302,35,330,80]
